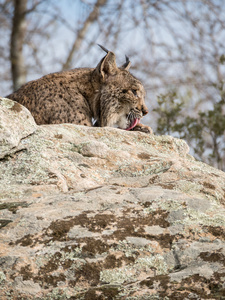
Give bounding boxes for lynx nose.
[142,106,148,116]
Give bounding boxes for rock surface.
[0,97,225,299]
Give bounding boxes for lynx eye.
[122,89,128,93]
[132,89,138,96]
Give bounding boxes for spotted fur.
[7,46,152,133]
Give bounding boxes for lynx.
[7,45,152,133]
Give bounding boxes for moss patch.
[0,201,29,213]
[140,273,225,299]
[9,102,23,113]
[200,251,225,266]
[0,219,12,229]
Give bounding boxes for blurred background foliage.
[0,0,225,170]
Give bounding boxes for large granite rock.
[0,97,225,299]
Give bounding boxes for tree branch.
[62,0,107,70]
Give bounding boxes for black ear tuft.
[98,44,109,54]
[120,55,131,71]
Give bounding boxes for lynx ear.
[120,55,131,71]
[96,45,118,80]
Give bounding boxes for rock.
[0,98,37,159]
[0,97,225,299]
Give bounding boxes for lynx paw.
[132,123,153,134]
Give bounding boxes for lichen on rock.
[0,98,225,299]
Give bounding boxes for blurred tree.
[0,0,224,169]
[0,0,108,91]
[10,0,27,91]
[1,0,224,98]
[62,0,107,70]
[153,81,225,170]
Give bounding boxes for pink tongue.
[126,118,140,131]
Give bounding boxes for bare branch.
[62,0,108,70]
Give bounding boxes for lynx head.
[92,45,148,130]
